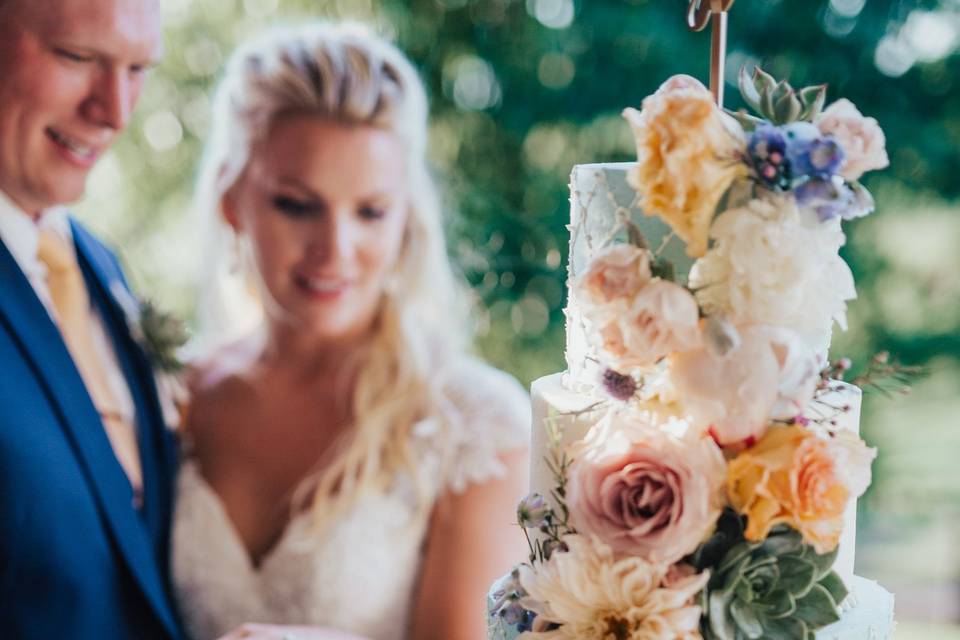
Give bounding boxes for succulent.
[730,67,827,130]
[691,510,849,640]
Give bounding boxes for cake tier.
[566,163,691,385]
[529,372,863,588]
[487,575,894,639]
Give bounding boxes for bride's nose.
[305,210,358,265]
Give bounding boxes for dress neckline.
[180,460,312,573]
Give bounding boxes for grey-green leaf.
[794,584,842,628]
[730,599,764,639]
[818,571,850,607]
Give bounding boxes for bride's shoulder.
[437,356,530,427]
[429,356,530,493]
[181,338,259,447]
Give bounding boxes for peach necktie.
[36,229,143,495]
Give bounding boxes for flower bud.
[516,493,551,529]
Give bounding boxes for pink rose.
[816,99,889,181]
[670,325,819,446]
[577,244,652,307]
[567,412,726,565]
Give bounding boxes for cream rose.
[689,195,856,356]
[567,411,726,565]
[670,324,819,446]
[623,75,746,258]
[816,98,889,181]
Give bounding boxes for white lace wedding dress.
[171,359,529,640]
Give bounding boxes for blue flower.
[747,123,789,188]
[783,122,846,180]
[795,176,875,221]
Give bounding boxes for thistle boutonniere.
[110,282,189,373]
[110,282,191,428]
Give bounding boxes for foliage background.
[74,0,960,631]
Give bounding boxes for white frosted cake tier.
[566,163,691,384]
[530,371,863,588]
[486,575,895,639]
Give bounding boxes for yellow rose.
[623,75,746,258]
[726,424,874,553]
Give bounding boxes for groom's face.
[0,0,162,216]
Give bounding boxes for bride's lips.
[46,127,103,169]
[294,273,353,301]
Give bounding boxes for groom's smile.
[0,0,162,217]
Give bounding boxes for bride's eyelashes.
[272,195,322,218]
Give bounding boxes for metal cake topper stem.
[687,0,735,107]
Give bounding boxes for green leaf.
[774,91,803,124]
[755,589,797,618]
[753,67,778,97]
[625,220,649,250]
[776,556,817,597]
[650,257,675,282]
[739,66,763,113]
[818,571,850,605]
[794,584,842,629]
[798,84,828,121]
[761,616,809,640]
[761,529,803,557]
[725,108,765,132]
[804,544,839,579]
[709,591,739,640]
[718,543,755,576]
[730,599,764,639]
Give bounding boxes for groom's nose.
[83,68,136,131]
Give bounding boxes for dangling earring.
[229,232,243,276]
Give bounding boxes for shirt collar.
[0,188,74,275]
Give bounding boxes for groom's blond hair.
[195,22,471,528]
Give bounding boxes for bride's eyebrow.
[275,177,323,201]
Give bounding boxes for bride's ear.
[221,186,241,231]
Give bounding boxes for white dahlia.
[518,535,707,640]
[689,195,855,355]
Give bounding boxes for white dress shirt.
[0,189,137,432]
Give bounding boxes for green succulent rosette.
[691,510,849,640]
[729,67,827,130]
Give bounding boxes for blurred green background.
[74,0,959,633]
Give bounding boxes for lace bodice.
[171,360,529,640]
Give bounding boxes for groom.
[0,0,184,638]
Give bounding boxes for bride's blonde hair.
[195,22,470,524]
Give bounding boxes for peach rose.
[623,75,747,258]
[816,99,889,181]
[567,411,726,565]
[577,244,652,307]
[727,424,876,552]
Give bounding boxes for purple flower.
[517,493,551,528]
[489,568,534,630]
[795,176,875,222]
[783,122,846,179]
[748,124,789,188]
[601,367,638,401]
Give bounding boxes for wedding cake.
[487,71,896,639]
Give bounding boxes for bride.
[172,22,529,640]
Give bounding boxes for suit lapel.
[0,231,180,639]
[71,221,177,545]
[69,221,181,638]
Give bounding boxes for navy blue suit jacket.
[0,218,184,639]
